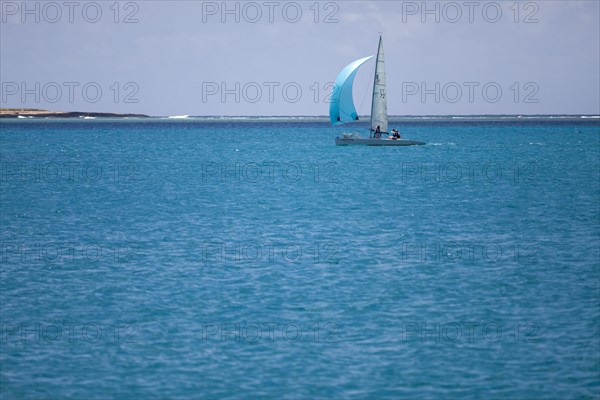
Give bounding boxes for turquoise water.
[1,118,599,399]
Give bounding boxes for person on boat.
[391,129,401,139]
[374,125,381,139]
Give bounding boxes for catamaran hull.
[335,138,425,146]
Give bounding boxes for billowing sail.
[329,55,373,125]
[370,36,387,133]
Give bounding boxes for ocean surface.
[1,117,599,399]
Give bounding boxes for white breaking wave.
[168,115,190,119]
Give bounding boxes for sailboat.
[331,36,425,146]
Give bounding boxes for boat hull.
[335,138,425,146]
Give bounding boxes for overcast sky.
[1,0,599,115]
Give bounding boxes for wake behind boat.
[330,36,425,146]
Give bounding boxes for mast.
[370,36,388,135]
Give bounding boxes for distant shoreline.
[1,109,598,120]
[0,108,149,119]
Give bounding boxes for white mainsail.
[370,36,388,134]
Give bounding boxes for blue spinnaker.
[329,55,373,126]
